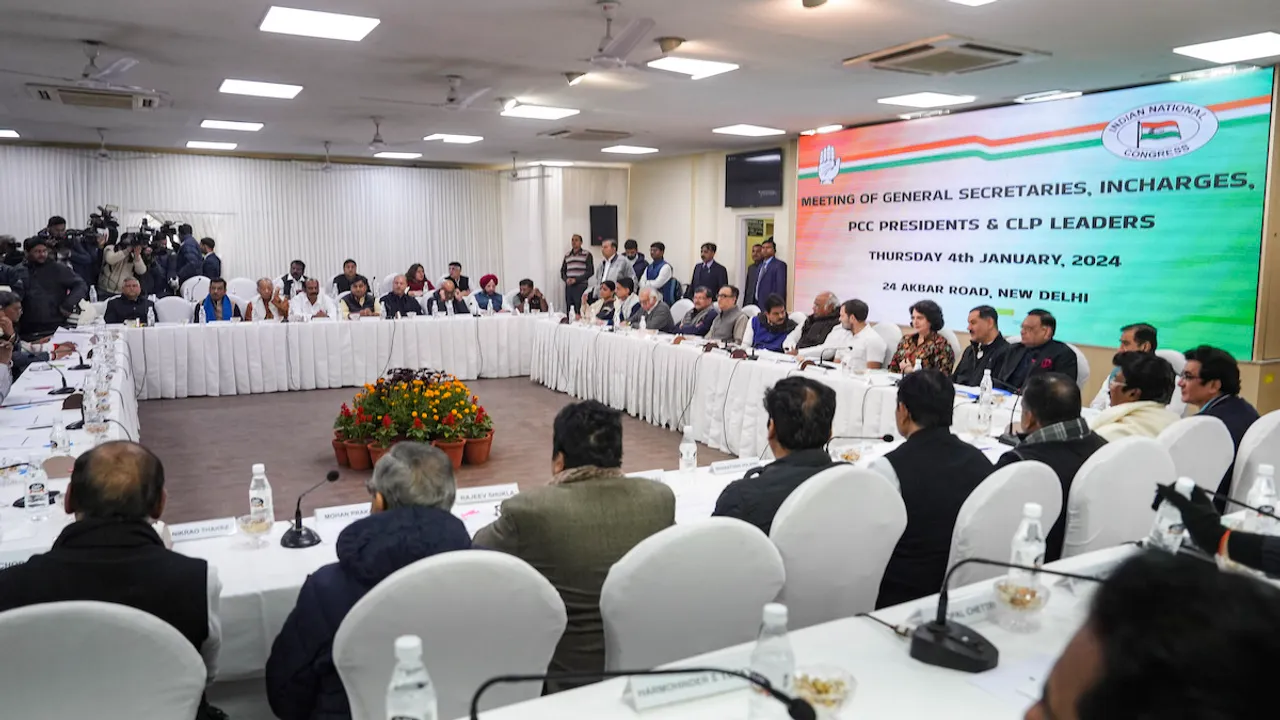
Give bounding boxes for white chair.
[226,293,248,317]
[939,328,963,362]
[90,300,108,319]
[1063,436,1175,557]
[227,277,257,300]
[872,322,902,366]
[379,274,396,296]
[503,289,521,311]
[1230,409,1280,503]
[1157,416,1235,494]
[337,291,351,301]
[946,461,1063,585]
[602,518,785,671]
[180,276,209,303]
[788,310,808,326]
[334,552,566,720]
[742,304,760,318]
[1155,349,1188,417]
[0,601,206,720]
[670,298,694,324]
[1067,343,1090,392]
[154,296,193,324]
[770,466,907,629]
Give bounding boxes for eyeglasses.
[1178,372,1202,383]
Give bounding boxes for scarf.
[551,465,626,486]
[645,259,668,281]
[202,295,232,321]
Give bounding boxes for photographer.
[0,242,27,296]
[175,223,203,286]
[137,244,170,298]
[0,235,24,267]
[99,232,147,298]
[17,236,86,341]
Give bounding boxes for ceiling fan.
[0,40,144,90]
[583,1,659,73]
[359,74,493,111]
[51,128,159,162]
[295,141,377,173]
[505,153,550,183]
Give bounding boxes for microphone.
[64,392,85,431]
[1208,491,1280,522]
[69,351,91,371]
[469,668,816,720]
[47,363,75,395]
[280,470,340,549]
[824,434,894,454]
[910,557,1102,673]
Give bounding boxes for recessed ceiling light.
[259,6,380,42]
[878,92,976,108]
[500,101,580,120]
[0,129,19,138]
[186,141,237,150]
[1168,64,1259,82]
[800,124,843,136]
[898,109,951,120]
[948,0,1000,6]
[373,151,422,160]
[601,145,659,155]
[1174,32,1280,64]
[200,119,264,132]
[528,160,575,167]
[423,133,483,144]
[1013,90,1082,104]
[713,124,786,137]
[219,79,303,99]
[646,56,740,80]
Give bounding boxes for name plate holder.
[0,547,41,571]
[906,586,998,627]
[169,517,237,544]
[455,483,519,506]
[622,670,749,711]
[711,458,762,475]
[314,502,372,525]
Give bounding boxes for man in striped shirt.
[559,234,594,313]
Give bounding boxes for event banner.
[795,69,1274,359]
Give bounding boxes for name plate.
[906,586,997,626]
[455,483,519,506]
[314,502,372,524]
[711,458,761,475]
[169,517,237,543]
[0,547,40,571]
[623,670,749,711]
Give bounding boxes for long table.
[124,314,541,399]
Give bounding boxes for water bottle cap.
[762,602,788,625]
[252,463,265,474]
[1023,502,1042,519]
[1260,464,1276,477]
[394,635,422,660]
[1174,477,1196,494]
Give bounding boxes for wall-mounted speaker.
[589,205,618,247]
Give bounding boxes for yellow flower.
[412,411,418,418]
[433,415,439,420]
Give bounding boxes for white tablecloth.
[126,314,540,399]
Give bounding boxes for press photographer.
[18,235,87,341]
[99,231,148,298]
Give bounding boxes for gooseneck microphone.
[69,352,91,371]
[470,668,816,720]
[824,434,895,456]
[909,557,1102,673]
[65,393,86,431]
[47,363,75,395]
[1208,491,1280,522]
[280,470,340,549]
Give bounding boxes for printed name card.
[623,670,749,711]
[314,502,372,524]
[169,517,237,544]
[455,483,520,506]
[0,547,41,571]
[906,586,997,627]
[711,458,762,475]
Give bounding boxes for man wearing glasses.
[1180,345,1260,508]
[705,285,749,344]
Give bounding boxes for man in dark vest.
[0,441,222,684]
[994,372,1108,561]
[871,369,992,608]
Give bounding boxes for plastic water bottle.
[147,305,157,327]
[198,303,208,324]
[913,358,924,374]
[89,286,98,303]
[445,299,455,316]
[249,463,274,524]
[639,314,647,332]
[25,466,50,522]
[994,502,1048,632]
[679,425,697,472]
[976,369,995,435]
[748,603,795,720]
[1008,502,1046,581]
[49,424,69,456]
[568,305,577,324]
[1246,464,1278,535]
[385,635,437,720]
[1150,477,1196,552]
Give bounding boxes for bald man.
[0,441,223,684]
[381,274,421,318]
[793,291,841,351]
[103,276,154,325]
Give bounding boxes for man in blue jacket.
[175,223,204,285]
[753,238,788,309]
[266,443,471,720]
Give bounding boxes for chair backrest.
[154,296,193,324]
[788,310,808,326]
[227,293,248,315]
[1230,409,1280,502]
[670,298,694,323]
[1157,415,1235,493]
[601,518,785,671]
[1154,349,1188,418]
[334,551,566,720]
[91,300,108,319]
[1067,343,1090,391]
[1063,436,1174,557]
[379,274,397,296]
[770,465,907,628]
[946,461,1063,585]
[742,304,760,318]
[938,328,963,363]
[180,276,209,302]
[227,277,258,300]
[0,600,206,720]
[872,322,903,366]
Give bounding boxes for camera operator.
[175,223,203,287]
[0,239,27,296]
[136,243,170,298]
[99,232,147,298]
[0,235,24,267]
[18,236,86,340]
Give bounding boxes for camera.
[88,205,119,232]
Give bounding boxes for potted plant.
[344,408,375,470]
[405,415,431,442]
[368,414,398,465]
[332,403,354,467]
[462,403,494,465]
[431,411,466,469]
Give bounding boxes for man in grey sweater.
[631,287,674,333]
[707,284,749,344]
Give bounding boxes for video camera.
[135,218,180,254]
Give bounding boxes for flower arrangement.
[462,399,493,440]
[336,368,492,451]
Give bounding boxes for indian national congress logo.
[1102,102,1218,161]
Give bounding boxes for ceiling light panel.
[200,119,264,132]
[877,92,976,108]
[1168,64,1259,82]
[1013,90,1082,104]
[646,56,740,80]
[601,145,659,155]
[529,161,575,167]
[712,124,786,137]
[1173,32,1280,64]
[259,6,380,42]
[219,79,303,99]
[423,133,483,144]
[501,102,580,120]
[187,141,237,150]
[373,152,422,159]
[0,130,19,138]
[800,125,844,136]
[948,0,1000,6]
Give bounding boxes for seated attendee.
[425,278,469,315]
[640,242,675,302]
[275,259,310,299]
[745,294,801,353]
[998,309,1078,389]
[888,300,955,373]
[1088,351,1178,442]
[512,278,547,314]
[612,277,639,325]
[1181,345,1260,505]
[685,243,728,300]
[1090,323,1157,411]
[631,287,675,333]
[0,333,13,402]
[871,369,991,608]
[199,238,221,279]
[443,261,471,296]
[706,284,749,345]
[994,373,1107,561]
[0,441,222,685]
[623,238,648,279]
[0,292,75,376]
[713,377,838,534]
[585,280,617,324]
[474,274,504,312]
[289,278,338,321]
[1027,551,1280,720]
[266,443,470,720]
[474,401,675,692]
[795,292,841,350]
[245,277,290,322]
[103,276,154,325]
[799,299,886,368]
[339,277,381,319]
[674,286,718,336]
[381,274,420,318]
[193,277,243,322]
[331,258,367,295]
[952,305,1010,386]
[405,263,433,296]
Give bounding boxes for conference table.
[123,313,542,399]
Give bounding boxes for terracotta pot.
[463,430,494,465]
[334,429,344,440]
[331,438,350,467]
[432,438,466,470]
[345,440,373,470]
[368,442,390,466]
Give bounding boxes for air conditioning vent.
[539,128,633,142]
[843,35,1047,76]
[26,84,164,111]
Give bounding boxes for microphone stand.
[280,471,340,549]
[1209,491,1280,522]
[65,395,85,431]
[47,363,75,395]
[69,352,91,371]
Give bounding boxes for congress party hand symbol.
[817,145,841,185]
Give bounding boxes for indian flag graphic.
[1138,119,1181,145]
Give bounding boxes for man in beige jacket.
[99,236,148,296]
[1089,351,1179,442]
